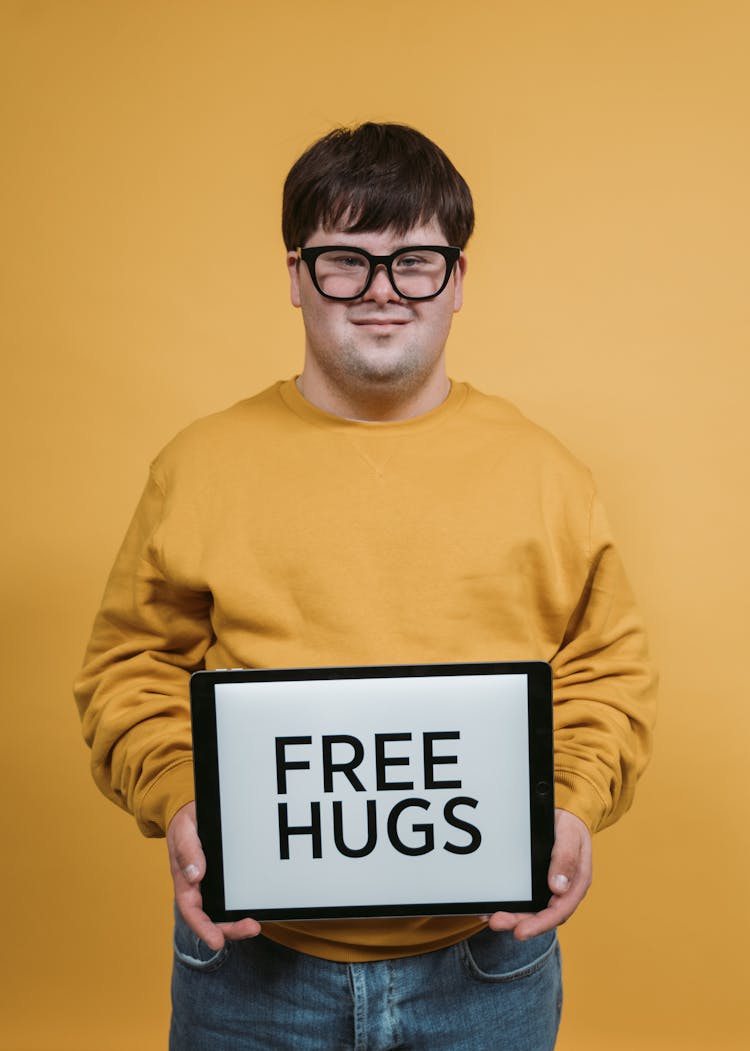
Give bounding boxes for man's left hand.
[485,808,592,940]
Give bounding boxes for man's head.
[283,124,473,421]
[282,123,474,252]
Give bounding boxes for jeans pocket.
[460,927,558,983]
[173,909,230,973]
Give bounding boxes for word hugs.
[274,731,482,861]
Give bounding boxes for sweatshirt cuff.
[137,759,196,837]
[554,770,607,833]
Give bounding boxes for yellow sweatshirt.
[74,379,656,961]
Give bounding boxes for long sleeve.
[551,491,657,833]
[74,467,211,837]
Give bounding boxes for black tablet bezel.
[190,661,554,922]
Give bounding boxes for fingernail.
[478,914,490,922]
[183,864,200,882]
[552,874,570,891]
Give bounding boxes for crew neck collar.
[278,377,468,433]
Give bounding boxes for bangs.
[318,187,439,242]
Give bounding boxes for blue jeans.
[170,912,562,1050]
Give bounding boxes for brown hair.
[282,123,474,250]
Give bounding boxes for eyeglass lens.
[314,249,448,300]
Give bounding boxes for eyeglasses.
[297,244,461,301]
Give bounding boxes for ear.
[452,252,467,313]
[287,251,302,308]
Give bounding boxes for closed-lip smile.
[350,317,410,326]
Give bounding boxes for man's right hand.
[167,801,261,951]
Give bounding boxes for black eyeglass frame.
[297,244,462,301]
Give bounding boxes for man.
[75,123,656,1050]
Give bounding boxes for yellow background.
[2,1,748,1047]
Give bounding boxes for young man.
[75,123,656,1050]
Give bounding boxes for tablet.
[190,661,554,922]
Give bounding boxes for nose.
[363,264,402,305]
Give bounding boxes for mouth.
[349,317,411,329]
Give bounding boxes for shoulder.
[150,382,290,481]
[458,383,594,489]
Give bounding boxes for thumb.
[178,856,203,885]
[168,803,206,884]
[548,810,587,895]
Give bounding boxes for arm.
[75,468,263,943]
[490,493,655,938]
[74,468,204,836]
[551,492,657,834]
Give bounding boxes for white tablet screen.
[212,672,533,912]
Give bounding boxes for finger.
[219,918,262,941]
[175,881,261,949]
[485,911,529,932]
[511,891,577,940]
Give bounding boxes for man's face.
[287,220,465,417]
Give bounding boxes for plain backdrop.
[1,1,748,1048]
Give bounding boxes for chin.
[341,343,429,382]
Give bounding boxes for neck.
[295,369,451,422]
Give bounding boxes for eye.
[396,254,426,269]
[394,251,443,274]
[329,254,368,270]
